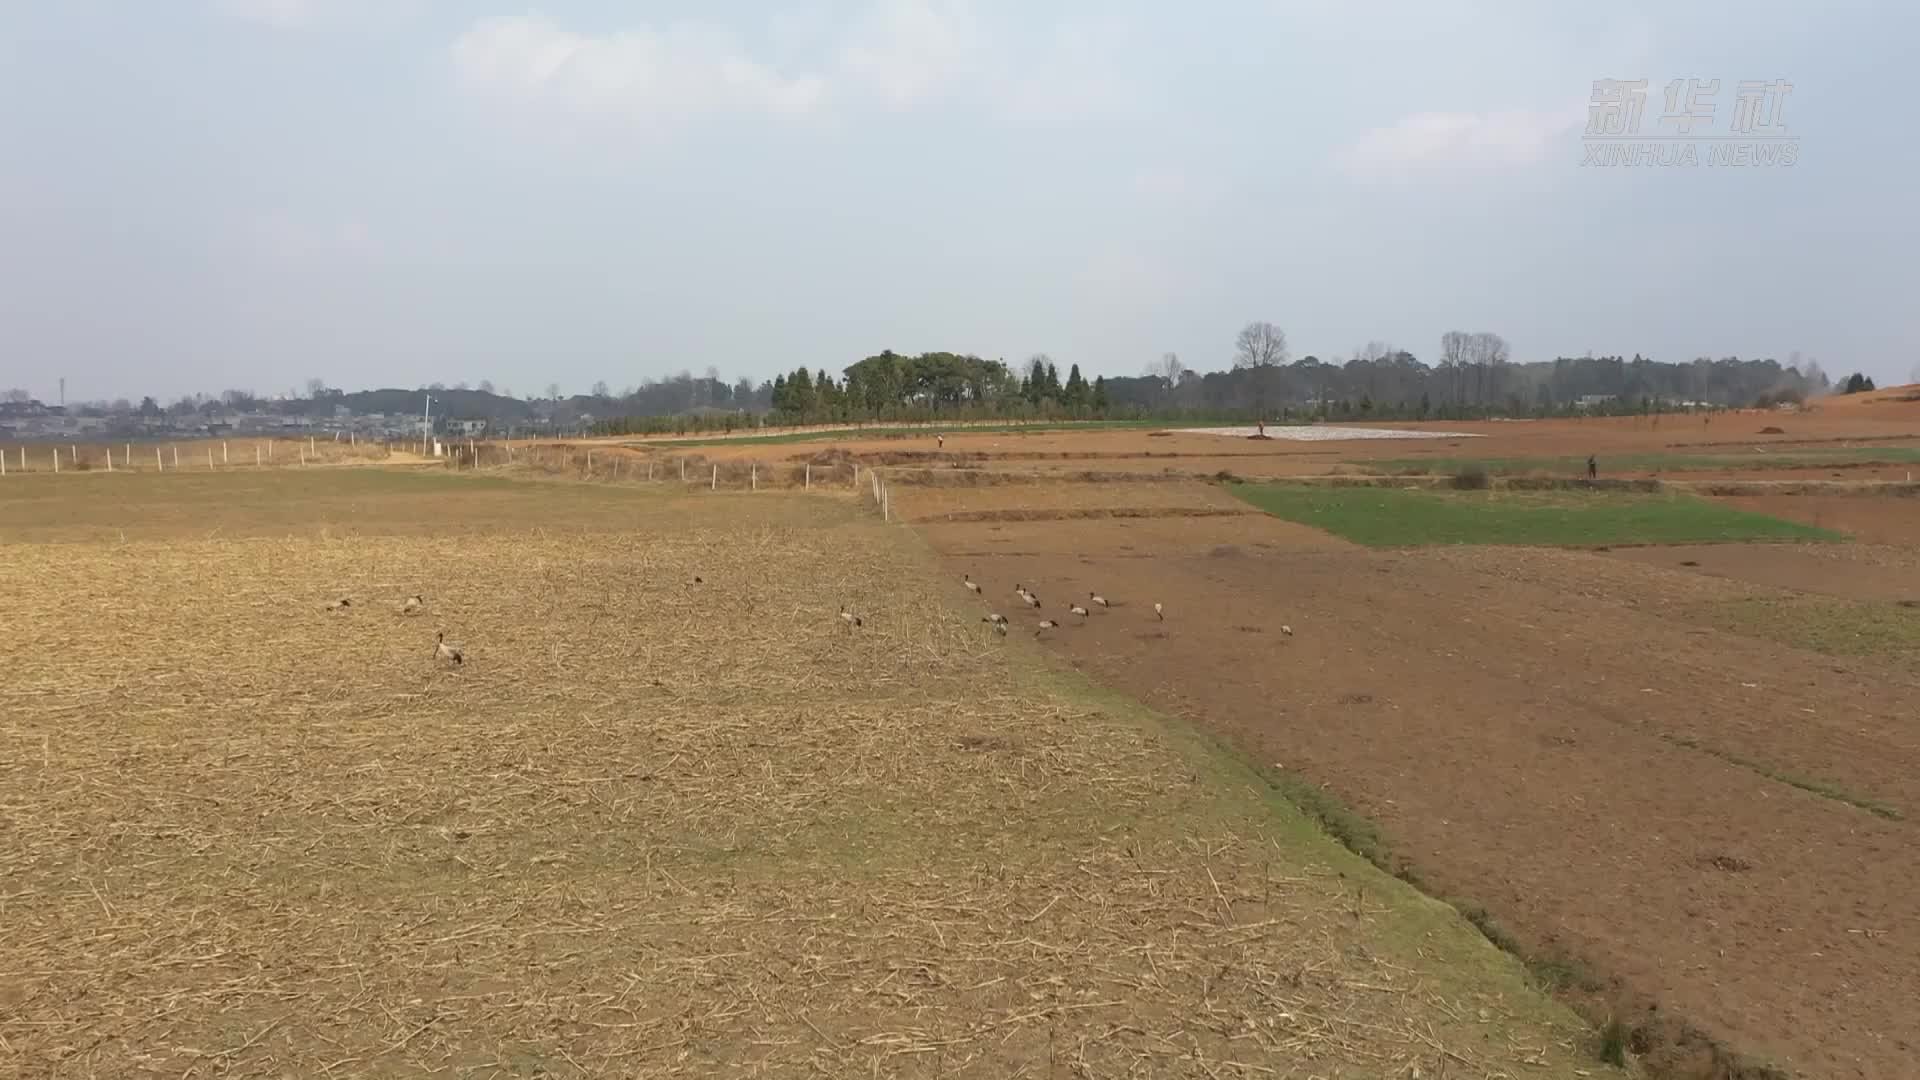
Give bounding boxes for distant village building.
[1574,394,1619,410]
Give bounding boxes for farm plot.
[1228,484,1840,548]
[921,474,1920,1080]
[0,471,1600,1078]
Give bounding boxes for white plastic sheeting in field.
[1179,426,1485,441]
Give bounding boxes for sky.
[1,1,1916,403]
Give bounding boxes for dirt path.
[922,515,1920,1079]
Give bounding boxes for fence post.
[223,441,229,464]
[208,447,214,469]
[805,463,811,489]
[105,450,111,473]
[309,436,316,456]
[268,440,274,461]
[751,463,757,491]
[256,445,262,467]
[1,451,6,475]
[681,458,686,482]
[155,447,163,471]
[70,443,77,462]
[648,460,654,481]
[587,450,594,474]
[711,464,717,491]
[172,446,179,468]
[52,449,58,474]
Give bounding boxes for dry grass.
[0,471,1599,1077]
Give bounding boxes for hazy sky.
[2,1,1915,402]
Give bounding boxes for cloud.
[450,14,829,123]
[447,4,1133,127]
[1331,106,1585,180]
[836,0,986,110]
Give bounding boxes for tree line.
[24,323,1884,437]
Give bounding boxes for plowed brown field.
[824,393,1920,1079]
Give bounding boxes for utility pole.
[423,394,436,455]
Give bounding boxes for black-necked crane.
[1088,591,1109,609]
[981,613,1008,626]
[327,597,352,612]
[1281,624,1294,636]
[1153,602,1164,621]
[840,606,863,628]
[1021,590,1042,609]
[399,594,424,616]
[991,621,1008,637]
[434,631,465,666]
[964,574,982,594]
[1069,604,1090,620]
[1035,619,1058,636]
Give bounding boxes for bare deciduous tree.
[478,379,496,394]
[591,380,610,398]
[545,382,562,401]
[1234,322,1288,418]
[1233,322,1289,369]
[1148,351,1187,385]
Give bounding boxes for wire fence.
[0,436,908,518]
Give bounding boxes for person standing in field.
[1587,455,1598,481]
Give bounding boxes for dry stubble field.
[0,470,1600,1078]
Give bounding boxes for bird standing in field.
[840,606,863,628]
[964,574,982,594]
[1154,602,1164,621]
[991,621,1008,637]
[1035,619,1058,636]
[1069,604,1090,620]
[982,613,1008,625]
[1088,592,1108,609]
[327,597,352,612]
[434,631,464,666]
[399,594,424,616]
[1281,624,1294,637]
[1020,588,1042,609]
